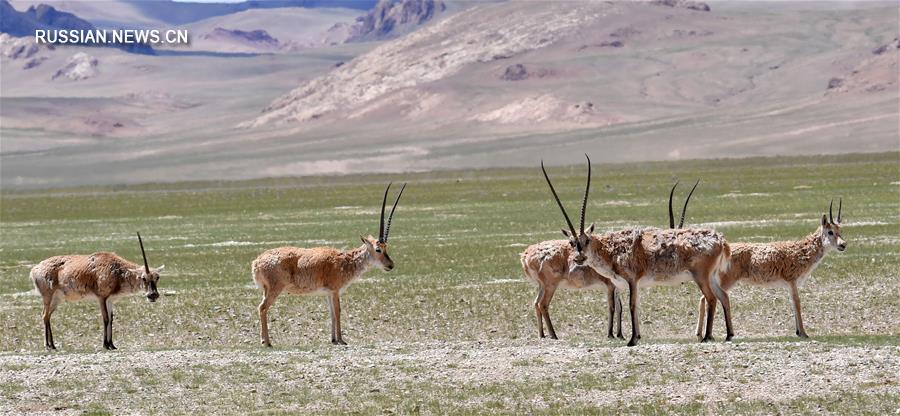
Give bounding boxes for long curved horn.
[837,198,842,223]
[378,183,391,242]
[668,181,678,229]
[541,161,579,244]
[137,232,150,274]
[383,183,406,242]
[829,199,834,224]
[580,154,591,233]
[679,179,699,229]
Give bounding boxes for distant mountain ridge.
[1,0,92,36]
[121,0,376,25]
[0,0,153,54]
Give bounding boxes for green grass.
[0,152,898,414]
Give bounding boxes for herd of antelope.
[28,157,846,350]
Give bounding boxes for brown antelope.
[30,233,163,350]
[252,183,406,346]
[696,199,847,339]
[541,159,732,346]
[521,155,624,340]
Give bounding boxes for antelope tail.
[712,243,731,286]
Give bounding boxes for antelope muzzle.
[147,282,159,302]
[573,252,586,265]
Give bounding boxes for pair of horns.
[828,198,842,224]
[668,179,699,229]
[541,154,592,249]
[378,182,406,243]
[137,232,150,274]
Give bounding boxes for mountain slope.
[246,2,602,126]
[0,1,896,187]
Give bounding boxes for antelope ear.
[821,215,828,227]
[155,265,165,273]
[586,223,595,234]
[561,229,571,237]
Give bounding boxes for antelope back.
[637,228,727,274]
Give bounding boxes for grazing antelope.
[30,233,163,350]
[696,199,847,339]
[521,155,624,340]
[253,183,406,346]
[541,159,732,346]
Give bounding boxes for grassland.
[0,152,898,414]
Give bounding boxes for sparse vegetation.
[0,153,898,414]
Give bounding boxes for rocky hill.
[0,0,153,54]
[347,0,446,42]
[0,0,92,36]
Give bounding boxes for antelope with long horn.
[30,233,164,350]
[696,199,846,339]
[520,155,624,340]
[541,160,732,346]
[252,183,406,346]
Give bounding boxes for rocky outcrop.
[872,37,899,55]
[501,64,528,81]
[201,27,281,51]
[347,0,446,42]
[1,33,46,59]
[52,52,98,81]
[0,33,52,69]
[652,0,711,12]
[500,64,555,81]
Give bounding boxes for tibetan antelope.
[541,159,732,346]
[252,183,406,346]
[30,233,163,350]
[521,155,624,340]
[696,199,846,339]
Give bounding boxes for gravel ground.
[1,340,897,414]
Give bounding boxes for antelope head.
[821,198,846,252]
[541,155,594,266]
[134,232,164,302]
[361,182,406,272]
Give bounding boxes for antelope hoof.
[626,338,638,347]
[701,336,715,343]
[261,340,272,348]
[108,343,117,350]
[797,332,809,339]
[549,334,558,340]
[607,333,615,340]
[726,334,734,342]
[332,339,347,346]
[46,344,56,351]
